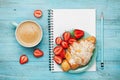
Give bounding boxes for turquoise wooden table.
[0,0,120,80]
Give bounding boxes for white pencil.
[101,12,104,69]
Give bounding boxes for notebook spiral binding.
[48,9,54,71]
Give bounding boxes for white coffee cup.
[12,20,43,47]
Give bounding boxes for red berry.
[61,41,69,49]
[53,56,62,64]
[34,10,42,18]
[68,38,77,44]
[19,55,28,64]
[55,37,62,45]
[33,49,44,58]
[53,46,63,55]
[74,29,84,39]
[63,31,71,41]
[60,49,66,59]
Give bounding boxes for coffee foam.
[16,21,42,47]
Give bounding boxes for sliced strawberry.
[33,49,44,58]
[19,55,28,64]
[74,29,84,39]
[34,10,42,18]
[53,56,62,64]
[55,37,62,45]
[68,38,77,44]
[53,46,63,55]
[63,31,71,41]
[61,41,69,49]
[60,49,66,59]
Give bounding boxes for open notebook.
[48,9,96,72]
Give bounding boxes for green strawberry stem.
[70,30,74,37]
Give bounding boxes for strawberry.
[34,10,42,18]
[33,49,44,58]
[63,31,71,41]
[68,38,77,44]
[53,46,63,55]
[55,37,62,45]
[61,41,69,49]
[74,29,84,39]
[53,56,62,64]
[19,55,28,64]
[60,49,66,59]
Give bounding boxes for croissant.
[61,36,96,72]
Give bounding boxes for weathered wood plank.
[0,62,119,79]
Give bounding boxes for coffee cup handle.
[11,22,18,28]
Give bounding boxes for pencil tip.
[101,12,104,18]
[101,12,103,14]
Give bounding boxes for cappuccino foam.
[16,21,42,47]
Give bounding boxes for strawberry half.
[55,37,62,45]
[53,56,62,64]
[34,10,42,18]
[63,31,71,41]
[53,46,63,55]
[61,41,69,49]
[33,49,44,58]
[19,55,28,64]
[68,38,77,44]
[74,29,84,39]
[60,49,66,59]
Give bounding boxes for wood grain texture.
[0,0,120,80]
